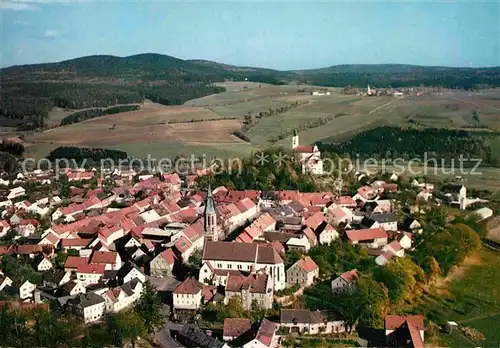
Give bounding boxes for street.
[156,322,184,348]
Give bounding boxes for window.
[237,264,242,270]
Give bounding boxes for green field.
[22,84,500,165]
[409,248,500,347]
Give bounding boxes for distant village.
[0,157,494,348]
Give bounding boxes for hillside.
[1,53,500,131]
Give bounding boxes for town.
[0,147,494,348]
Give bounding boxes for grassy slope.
[409,248,500,347]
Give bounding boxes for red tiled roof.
[337,196,357,206]
[236,198,256,213]
[255,319,277,347]
[305,212,325,230]
[10,244,42,255]
[0,246,10,255]
[159,249,176,264]
[90,251,117,264]
[203,241,283,264]
[295,145,314,153]
[296,256,318,273]
[223,318,252,338]
[65,256,88,269]
[385,315,425,330]
[346,228,387,242]
[183,219,204,242]
[302,227,317,245]
[76,263,106,274]
[340,269,358,283]
[61,238,91,248]
[174,235,193,254]
[408,322,425,348]
[387,240,402,252]
[173,278,203,295]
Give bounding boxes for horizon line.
[2,52,499,71]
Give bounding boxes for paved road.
[156,322,184,348]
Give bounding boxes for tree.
[32,310,75,347]
[134,280,165,334]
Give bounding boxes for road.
[156,322,184,348]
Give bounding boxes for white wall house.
[173,278,204,310]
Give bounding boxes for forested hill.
[1,53,500,130]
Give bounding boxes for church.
[292,130,324,175]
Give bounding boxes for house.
[242,319,279,348]
[43,269,71,288]
[336,196,357,209]
[385,315,425,348]
[115,262,146,285]
[173,278,204,310]
[0,275,13,291]
[382,240,405,258]
[346,228,388,248]
[225,273,273,310]
[315,222,339,245]
[279,309,346,335]
[375,251,395,266]
[369,213,399,231]
[331,269,358,294]
[34,254,52,271]
[176,324,231,348]
[75,264,106,285]
[61,280,87,296]
[292,130,323,175]
[67,292,106,323]
[396,232,413,250]
[223,318,252,342]
[150,249,176,277]
[103,279,143,313]
[402,217,423,234]
[7,187,25,200]
[89,251,122,270]
[19,280,36,300]
[286,256,318,288]
[199,241,285,291]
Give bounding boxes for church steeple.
[204,184,218,241]
[292,129,299,150]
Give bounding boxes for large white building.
[199,241,286,291]
[292,130,323,175]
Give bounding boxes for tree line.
[46,146,128,162]
[317,127,500,167]
[196,148,318,192]
[60,105,140,126]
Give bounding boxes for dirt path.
[431,253,482,290]
[458,311,500,324]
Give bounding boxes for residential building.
[225,273,273,310]
[286,256,318,288]
[173,278,204,310]
[67,292,106,323]
[402,217,423,234]
[331,269,358,294]
[149,249,176,277]
[223,318,252,342]
[103,279,143,312]
[346,228,388,248]
[43,269,71,288]
[242,319,279,348]
[385,315,425,348]
[279,309,345,335]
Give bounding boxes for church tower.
[292,129,299,150]
[204,184,218,241]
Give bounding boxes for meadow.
[408,247,500,347]
[22,83,500,164]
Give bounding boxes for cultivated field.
[24,84,500,163]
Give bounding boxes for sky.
[1,0,499,69]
